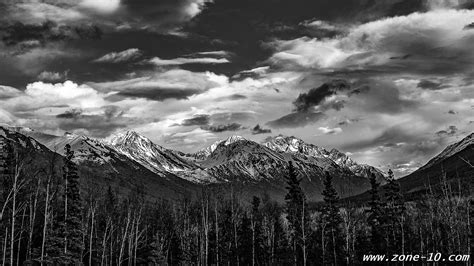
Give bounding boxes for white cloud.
[91,69,223,92]
[0,86,22,99]
[318,126,342,135]
[192,50,231,57]
[93,48,143,63]
[80,0,121,14]
[4,81,106,112]
[0,109,14,124]
[148,56,230,66]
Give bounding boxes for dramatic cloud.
[268,9,474,76]
[251,124,271,135]
[93,48,143,63]
[0,0,473,174]
[293,80,350,112]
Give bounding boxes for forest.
[0,142,472,265]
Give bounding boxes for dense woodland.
[0,142,472,265]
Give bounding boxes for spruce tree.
[284,161,309,265]
[321,172,344,265]
[251,196,263,266]
[383,169,405,253]
[63,144,83,263]
[367,173,385,254]
[238,213,253,265]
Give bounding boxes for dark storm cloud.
[417,80,444,90]
[181,114,210,126]
[251,124,271,135]
[266,112,325,129]
[112,88,202,101]
[201,123,244,132]
[266,80,353,129]
[0,21,101,48]
[293,80,350,112]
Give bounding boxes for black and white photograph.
[0,0,473,264]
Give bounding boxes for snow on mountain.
[105,131,199,175]
[262,135,385,181]
[1,126,199,201]
[193,135,246,160]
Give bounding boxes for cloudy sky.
[0,0,473,176]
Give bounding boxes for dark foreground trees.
[0,144,471,266]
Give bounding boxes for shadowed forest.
[0,143,472,265]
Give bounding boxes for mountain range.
[1,126,472,202]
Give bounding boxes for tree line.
[0,142,472,265]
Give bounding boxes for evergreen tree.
[63,144,83,263]
[251,196,264,265]
[238,212,253,265]
[321,172,344,265]
[384,169,405,253]
[367,173,385,254]
[284,161,309,265]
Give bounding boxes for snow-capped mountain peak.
[263,135,329,157]
[193,135,247,160]
[223,135,246,145]
[107,130,152,147]
[106,130,198,174]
